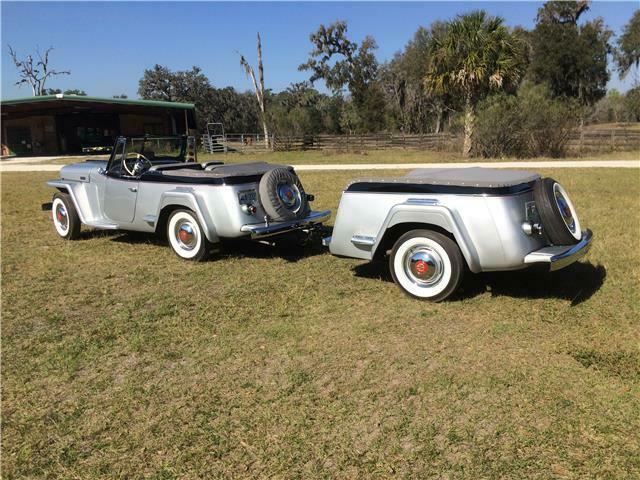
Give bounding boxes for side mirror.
[97,167,106,175]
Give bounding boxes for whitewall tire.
[389,230,464,302]
[533,178,582,245]
[167,209,211,261]
[52,192,81,240]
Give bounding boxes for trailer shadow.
[353,261,606,306]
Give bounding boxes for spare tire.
[259,167,310,221]
[533,177,582,245]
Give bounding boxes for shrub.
[474,83,580,158]
[624,87,640,122]
[474,94,526,157]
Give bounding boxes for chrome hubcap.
[175,220,198,250]
[55,203,68,230]
[404,247,444,286]
[277,183,301,211]
[553,184,576,234]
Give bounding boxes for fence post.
[611,130,615,151]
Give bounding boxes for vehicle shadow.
[353,261,606,306]
[78,229,123,241]
[218,225,334,263]
[103,226,333,263]
[217,237,328,263]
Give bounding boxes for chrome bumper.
[524,229,593,271]
[240,210,331,238]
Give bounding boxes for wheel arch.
[373,222,454,260]
[47,180,87,224]
[371,206,482,273]
[155,204,186,239]
[155,192,219,244]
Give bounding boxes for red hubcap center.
[415,260,427,276]
[179,230,191,242]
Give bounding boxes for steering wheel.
[123,153,152,177]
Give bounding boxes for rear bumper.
[240,210,331,238]
[524,229,593,271]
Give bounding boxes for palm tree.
[424,11,527,157]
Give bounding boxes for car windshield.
[128,137,185,162]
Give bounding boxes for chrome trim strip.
[240,210,330,238]
[143,214,157,225]
[350,235,376,246]
[322,236,332,247]
[524,229,593,271]
[405,198,439,205]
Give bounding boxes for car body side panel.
[379,204,482,273]
[329,190,548,272]
[47,177,110,226]
[49,160,327,242]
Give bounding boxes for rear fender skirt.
[155,190,219,243]
[372,200,482,273]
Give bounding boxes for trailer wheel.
[389,229,464,302]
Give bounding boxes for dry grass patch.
[42,148,640,167]
[2,168,639,478]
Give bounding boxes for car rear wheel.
[52,192,81,240]
[167,209,211,261]
[389,229,464,302]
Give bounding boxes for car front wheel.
[51,192,81,240]
[167,209,211,261]
[389,229,464,302]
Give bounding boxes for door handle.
[128,187,138,193]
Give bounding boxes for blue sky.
[1,1,638,100]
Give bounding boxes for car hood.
[60,160,107,183]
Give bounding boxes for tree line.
[137,1,638,156]
[8,1,639,156]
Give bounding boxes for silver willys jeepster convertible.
[46,135,330,259]
[324,167,593,302]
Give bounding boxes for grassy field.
[205,149,640,165]
[41,148,640,166]
[584,122,640,131]
[2,168,639,478]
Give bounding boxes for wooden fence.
[273,133,460,152]
[566,129,640,153]
[272,129,640,154]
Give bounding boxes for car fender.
[372,199,482,273]
[155,189,219,243]
[46,180,89,224]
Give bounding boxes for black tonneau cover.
[345,167,540,195]
[353,167,540,188]
[141,161,292,185]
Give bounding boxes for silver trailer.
[45,135,329,260]
[324,167,593,301]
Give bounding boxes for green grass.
[206,149,640,165]
[47,148,640,166]
[2,168,639,478]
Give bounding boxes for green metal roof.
[0,94,195,109]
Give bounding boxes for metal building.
[1,94,196,156]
